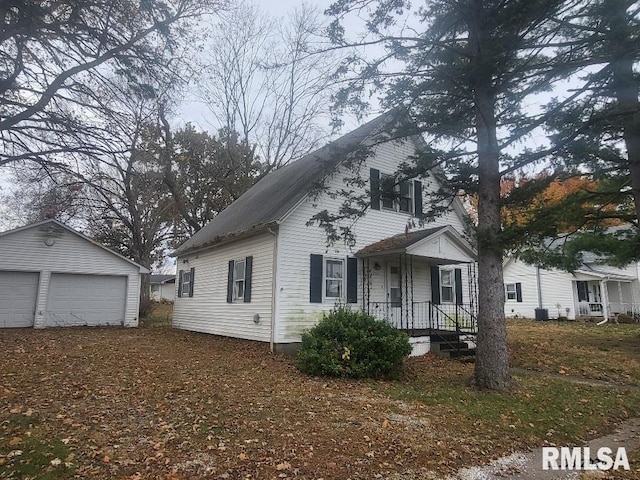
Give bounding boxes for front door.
[388,264,401,307]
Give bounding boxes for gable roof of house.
[174,111,397,256]
[355,225,477,261]
[356,226,447,255]
[0,219,149,273]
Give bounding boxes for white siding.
[274,139,470,343]
[173,232,274,341]
[503,259,578,319]
[0,225,141,327]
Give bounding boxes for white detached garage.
[0,219,147,328]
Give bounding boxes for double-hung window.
[227,257,252,303]
[233,259,246,301]
[398,181,413,213]
[324,258,344,300]
[179,269,193,297]
[380,175,396,210]
[440,269,454,303]
[505,282,522,302]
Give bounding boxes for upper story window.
[399,181,413,213]
[370,168,422,216]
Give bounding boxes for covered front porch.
[356,226,478,339]
[573,268,640,322]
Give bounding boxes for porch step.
[429,337,476,359]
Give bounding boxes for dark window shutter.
[454,268,463,305]
[346,257,357,303]
[178,270,184,298]
[189,267,195,297]
[413,180,423,216]
[227,260,234,303]
[370,168,380,210]
[516,282,523,303]
[244,256,253,303]
[310,254,323,303]
[430,266,440,305]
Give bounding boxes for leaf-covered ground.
[1,319,639,479]
[508,319,640,385]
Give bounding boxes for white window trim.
[380,174,414,215]
[323,257,345,302]
[505,283,517,301]
[440,268,454,304]
[180,270,191,297]
[233,259,246,301]
[399,180,414,213]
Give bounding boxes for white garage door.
[47,274,127,327]
[0,271,39,328]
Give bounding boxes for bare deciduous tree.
[198,2,338,172]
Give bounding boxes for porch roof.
[574,266,637,282]
[355,225,476,263]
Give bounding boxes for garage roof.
[0,219,149,273]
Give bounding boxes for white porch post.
[601,279,609,322]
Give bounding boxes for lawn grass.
[0,318,638,478]
[508,319,640,385]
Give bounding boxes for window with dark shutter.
[430,266,440,305]
[370,168,380,210]
[515,282,523,303]
[310,254,323,303]
[414,180,423,216]
[454,268,463,305]
[189,267,195,298]
[244,256,253,303]
[346,257,357,303]
[226,261,234,303]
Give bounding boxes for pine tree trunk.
[469,0,512,391]
[607,2,640,223]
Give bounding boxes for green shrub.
[296,306,412,379]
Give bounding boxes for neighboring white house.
[150,275,176,302]
[0,219,147,328]
[503,254,640,321]
[172,111,478,353]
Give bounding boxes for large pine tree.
[326,0,578,389]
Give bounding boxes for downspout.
[536,265,543,308]
[268,227,278,353]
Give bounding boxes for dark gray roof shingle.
[175,111,397,255]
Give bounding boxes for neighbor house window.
[233,259,246,301]
[505,282,522,302]
[440,269,454,303]
[324,258,344,299]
